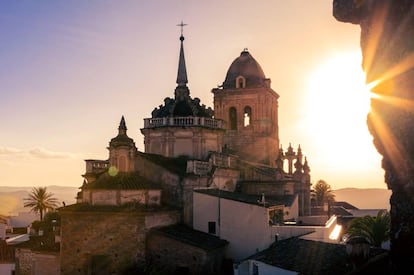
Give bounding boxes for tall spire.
[176,21,188,87]
[118,116,127,135]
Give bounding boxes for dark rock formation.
[333,0,414,272]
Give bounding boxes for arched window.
[236,76,246,88]
[229,107,237,130]
[244,106,252,127]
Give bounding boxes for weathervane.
[177,20,188,36]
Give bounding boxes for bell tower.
[212,49,279,166]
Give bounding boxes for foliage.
[23,211,61,251]
[346,210,390,248]
[311,180,335,206]
[23,187,59,221]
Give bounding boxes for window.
[244,106,252,127]
[252,262,259,275]
[236,76,246,88]
[229,107,237,130]
[208,221,216,234]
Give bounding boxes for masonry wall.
[15,248,31,275]
[15,249,59,275]
[81,189,161,206]
[142,127,223,160]
[135,153,212,226]
[135,154,182,207]
[147,230,226,275]
[239,182,294,196]
[60,209,180,274]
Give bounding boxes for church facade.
[58,28,312,273]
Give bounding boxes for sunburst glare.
[305,52,382,172]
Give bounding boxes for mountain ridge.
[0,186,391,216]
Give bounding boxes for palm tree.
[23,187,59,221]
[346,209,390,248]
[311,179,335,206]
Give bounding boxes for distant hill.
[0,186,392,216]
[334,188,391,210]
[0,185,79,216]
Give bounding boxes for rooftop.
[83,171,161,190]
[138,153,189,176]
[247,237,389,274]
[154,224,228,251]
[194,188,295,208]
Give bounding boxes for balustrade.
[143,116,223,129]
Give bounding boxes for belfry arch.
[212,49,279,165]
[244,106,252,127]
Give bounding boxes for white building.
[193,188,342,261]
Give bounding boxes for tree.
[311,180,335,206]
[23,187,59,221]
[346,210,390,248]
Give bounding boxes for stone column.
[333,0,414,272]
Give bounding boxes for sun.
[304,51,382,171]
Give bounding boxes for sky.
[0,0,386,190]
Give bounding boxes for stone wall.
[15,249,59,275]
[142,126,223,159]
[60,209,180,274]
[135,153,202,225]
[81,189,161,206]
[15,248,31,275]
[147,230,226,275]
[135,154,182,206]
[238,181,293,196]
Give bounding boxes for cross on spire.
[177,20,188,36]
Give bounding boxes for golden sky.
[0,0,385,189]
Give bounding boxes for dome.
[222,49,266,89]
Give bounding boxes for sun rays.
[358,1,414,182]
[304,51,383,175]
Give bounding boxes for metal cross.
[177,21,188,36]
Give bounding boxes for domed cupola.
[108,116,137,173]
[109,116,135,148]
[222,49,267,89]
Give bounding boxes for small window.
[229,107,237,130]
[244,106,252,127]
[236,76,246,88]
[208,221,216,234]
[253,262,259,275]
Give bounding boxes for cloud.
[0,147,22,154]
[0,146,77,159]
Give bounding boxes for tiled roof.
[155,224,228,251]
[247,237,388,274]
[194,188,295,208]
[332,201,359,210]
[84,171,161,190]
[331,206,354,217]
[137,152,188,176]
[348,209,387,217]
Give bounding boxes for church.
[58,27,314,274]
